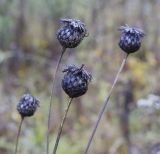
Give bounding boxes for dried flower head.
[62,64,92,98]
[17,94,39,118]
[119,25,145,54]
[57,18,88,48]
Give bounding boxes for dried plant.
[52,64,92,154]
[15,94,39,154]
[84,25,145,154]
[46,18,88,154]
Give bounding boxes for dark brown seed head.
[62,64,92,98]
[17,94,39,118]
[118,25,145,54]
[57,18,88,48]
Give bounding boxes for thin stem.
[84,53,129,154]
[47,47,66,154]
[15,117,24,154]
[52,98,73,154]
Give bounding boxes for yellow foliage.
[127,57,149,87]
[95,48,103,58]
[17,65,27,78]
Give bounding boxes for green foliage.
[55,137,82,154]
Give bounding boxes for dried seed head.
[57,18,88,48]
[17,94,39,118]
[118,25,145,54]
[62,64,92,98]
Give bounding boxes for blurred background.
[0,0,160,154]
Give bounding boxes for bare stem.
[84,53,129,154]
[47,47,66,154]
[52,98,73,154]
[15,117,24,154]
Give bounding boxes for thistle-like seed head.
[62,64,92,98]
[57,18,88,48]
[17,94,39,118]
[118,25,145,54]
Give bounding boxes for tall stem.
[47,47,66,154]
[84,53,129,154]
[15,117,24,154]
[52,98,73,154]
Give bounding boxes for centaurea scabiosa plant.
[84,25,145,154]
[47,18,88,154]
[52,64,92,154]
[15,94,39,154]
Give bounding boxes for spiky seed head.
[57,18,88,48]
[17,94,39,118]
[118,25,145,54]
[62,64,92,98]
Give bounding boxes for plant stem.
[84,53,129,154]
[47,47,66,154]
[52,98,73,154]
[15,117,24,154]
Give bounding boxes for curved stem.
[84,53,129,154]
[15,117,24,154]
[52,98,73,154]
[47,47,66,154]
